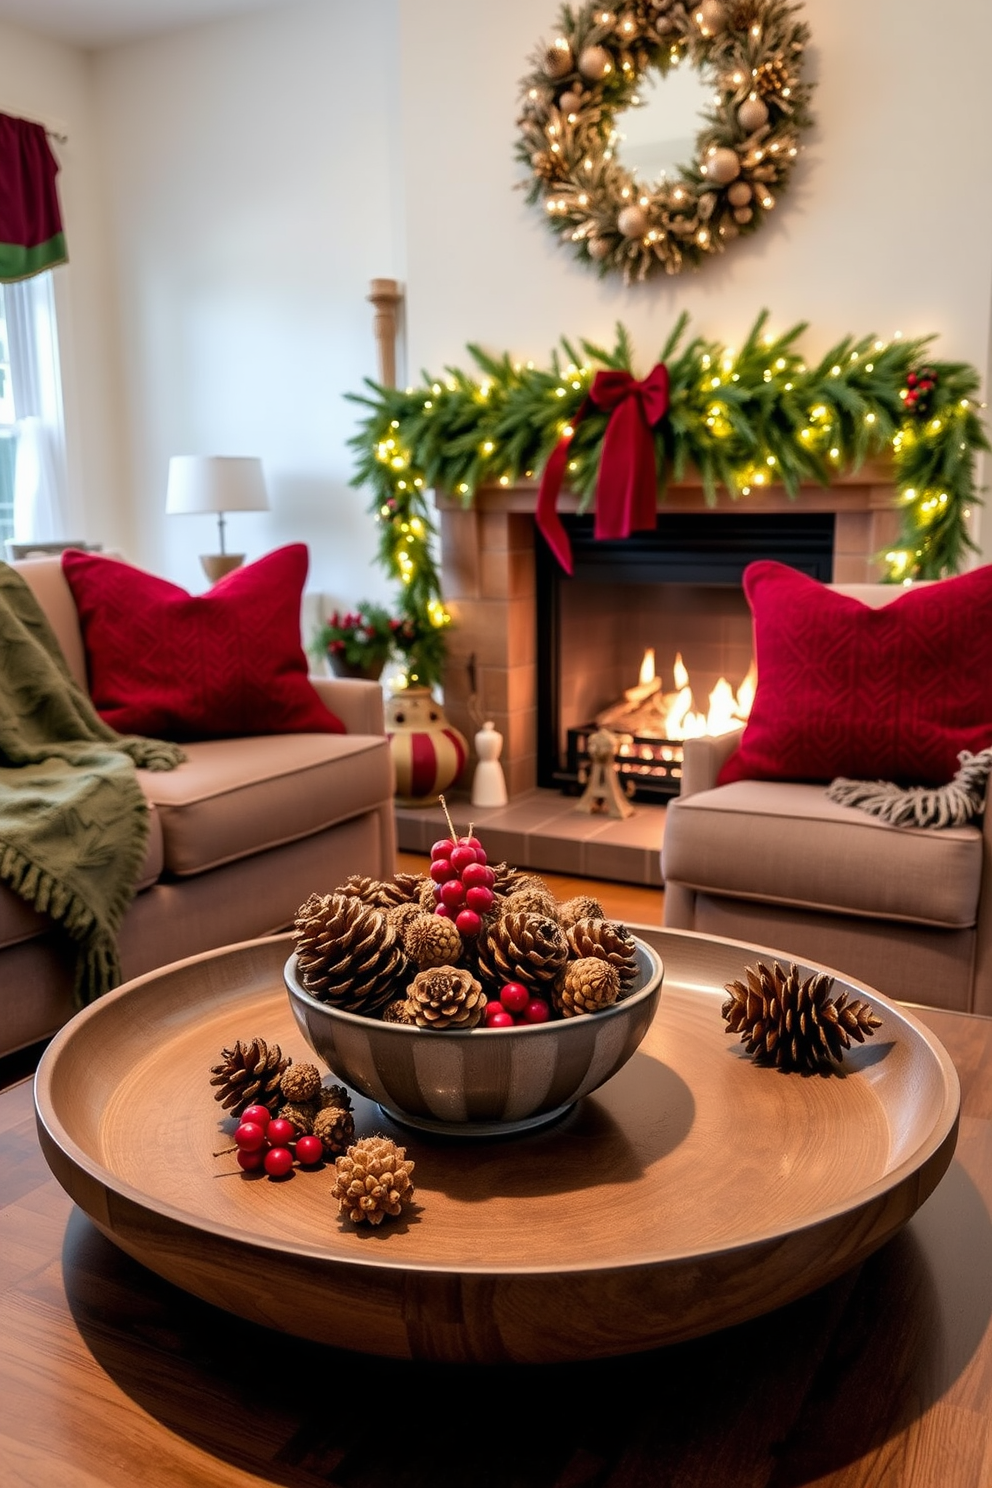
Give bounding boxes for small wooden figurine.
[575,728,633,819]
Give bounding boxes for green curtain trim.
[0,233,68,283]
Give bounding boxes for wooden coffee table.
[4,933,992,1485]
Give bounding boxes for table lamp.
[165,455,269,582]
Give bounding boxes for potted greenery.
[314,603,396,681]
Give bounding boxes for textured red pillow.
[61,544,345,741]
[718,561,992,787]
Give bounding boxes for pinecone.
[293,892,410,1014]
[387,900,425,939]
[279,1062,322,1103]
[403,912,464,968]
[407,965,487,1030]
[331,1136,416,1226]
[279,1100,317,1136]
[476,910,569,993]
[503,886,560,919]
[382,997,416,1025]
[317,1083,353,1114]
[565,917,639,991]
[722,961,883,1072]
[313,1102,356,1156]
[554,957,622,1017]
[557,894,606,929]
[339,872,422,909]
[754,54,792,98]
[209,1037,291,1116]
[489,863,548,897]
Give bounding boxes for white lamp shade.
[165,456,269,516]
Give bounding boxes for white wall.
[0,18,125,546]
[8,0,992,592]
[92,0,404,603]
[397,0,992,550]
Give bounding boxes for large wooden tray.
[33,927,960,1365]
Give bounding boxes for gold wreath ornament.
[516,0,813,282]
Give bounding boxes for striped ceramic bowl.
[284,937,664,1137]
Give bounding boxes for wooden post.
[367,277,402,388]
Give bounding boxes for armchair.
[661,581,992,1015]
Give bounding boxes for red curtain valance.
[0,112,67,282]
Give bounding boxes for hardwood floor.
[395,851,665,927]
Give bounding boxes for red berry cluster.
[229,1104,324,1177]
[428,800,496,938]
[904,367,937,418]
[484,981,552,1029]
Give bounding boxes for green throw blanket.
[0,562,186,1006]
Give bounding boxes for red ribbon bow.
[535,364,670,574]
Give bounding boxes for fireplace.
[436,465,902,799]
[536,511,835,799]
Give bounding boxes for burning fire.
[646,650,754,739]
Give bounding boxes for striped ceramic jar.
[385,686,468,806]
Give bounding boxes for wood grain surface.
[4,943,992,1485]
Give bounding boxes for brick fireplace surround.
[395,465,903,885]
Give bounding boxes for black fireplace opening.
[536,510,836,799]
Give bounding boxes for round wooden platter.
[33,928,960,1365]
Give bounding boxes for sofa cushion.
[662,780,982,929]
[719,560,992,787]
[0,802,163,952]
[140,732,395,876]
[61,544,345,742]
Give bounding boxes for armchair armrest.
[679,731,742,798]
[310,675,386,736]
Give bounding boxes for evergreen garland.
[348,311,989,685]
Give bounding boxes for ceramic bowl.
[284,936,664,1137]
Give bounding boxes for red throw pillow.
[718,560,992,787]
[61,545,346,741]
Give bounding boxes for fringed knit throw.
[0,563,185,1005]
[827,748,992,830]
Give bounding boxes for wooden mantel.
[436,466,905,797]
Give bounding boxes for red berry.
[234,1121,267,1152]
[430,858,456,884]
[434,902,453,918]
[461,862,492,889]
[465,884,495,914]
[439,878,466,908]
[430,838,455,860]
[523,998,551,1024]
[237,1148,266,1171]
[266,1118,296,1147]
[241,1104,271,1129]
[264,1146,294,1178]
[449,844,478,873]
[906,372,918,387]
[295,1135,324,1166]
[485,1007,515,1029]
[455,908,482,937]
[458,839,486,866]
[499,982,529,1014]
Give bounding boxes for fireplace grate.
[560,725,687,802]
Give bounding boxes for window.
[0,271,68,551]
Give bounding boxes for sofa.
[662,571,992,1016]
[1,556,397,1059]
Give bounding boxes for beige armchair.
[661,584,992,1016]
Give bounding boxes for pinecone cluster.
[331,1135,415,1226]
[723,961,883,1073]
[210,1044,356,1153]
[292,867,641,1030]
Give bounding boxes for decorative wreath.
[516,0,814,282]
